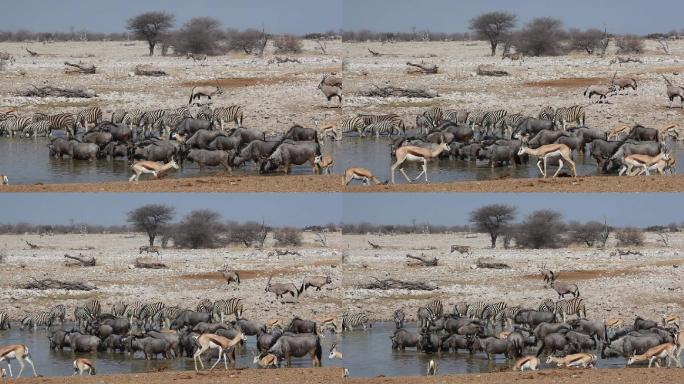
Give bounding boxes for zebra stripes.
[423,107,444,127]
[111,110,127,124]
[481,109,508,135]
[160,306,183,328]
[453,302,469,317]
[49,304,66,324]
[74,306,91,329]
[538,106,555,121]
[554,298,586,322]
[426,299,444,319]
[0,311,9,330]
[363,120,401,137]
[342,312,370,331]
[23,120,50,137]
[359,113,405,132]
[466,301,487,319]
[124,301,145,323]
[138,302,166,327]
[466,110,486,129]
[140,109,166,131]
[443,109,469,124]
[494,305,522,327]
[212,298,244,322]
[554,105,585,130]
[482,301,507,326]
[416,114,434,135]
[76,106,102,131]
[84,299,101,319]
[47,113,76,135]
[502,113,526,133]
[212,105,244,129]
[0,116,31,136]
[196,105,213,120]
[111,302,127,317]
[417,307,439,329]
[196,299,213,313]
[123,109,145,128]
[538,298,555,312]
[21,311,54,330]
[393,309,405,329]
[338,117,365,137]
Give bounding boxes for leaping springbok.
[0,344,38,378]
[193,330,246,371]
[128,159,179,182]
[518,143,576,178]
[391,142,450,184]
[344,167,385,186]
[627,342,680,368]
[72,358,96,376]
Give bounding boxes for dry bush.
[273,35,303,54]
[568,28,605,54]
[226,220,268,247]
[274,227,303,246]
[226,28,267,55]
[514,209,566,249]
[173,17,225,55]
[173,210,224,249]
[616,35,645,54]
[516,17,567,56]
[615,227,645,246]
[568,221,606,247]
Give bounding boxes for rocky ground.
[342,232,683,323]
[0,233,341,323]
[0,40,343,134]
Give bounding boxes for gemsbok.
[390,142,450,184]
[72,358,96,376]
[513,356,540,371]
[517,143,577,178]
[0,344,38,377]
[627,342,679,368]
[128,159,179,182]
[193,331,246,371]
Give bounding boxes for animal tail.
[236,273,240,285]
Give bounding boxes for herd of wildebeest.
[0,264,682,378]
[0,71,682,185]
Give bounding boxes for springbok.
[663,314,680,329]
[627,342,679,368]
[390,142,450,184]
[0,344,38,377]
[253,353,279,368]
[1,174,7,185]
[546,353,597,368]
[128,159,179,182]
[517,143,576,178]
[605,318,624,329]
[619,152,670,176]
[72,358,96,376]
[0,367,5,378]
[632,155,676,176]
[513,356,540,371]
[344,167,384,186]
[607,124,632,140]
[314,155,334,175]
[657,123,680,140]
[329,343,343,359]
[193,331,246,371]
[426,359,438,376]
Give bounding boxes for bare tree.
[273,34,303,54]
[127,204,175,246]
[469,204,517,248]
[226,27,268,55]
[656,230,670,247]
[515,210,566,249]
[516,17,567,56]
[469,12,517,56]
[314,232,328,247]
[126,11,175,56]
[315,39,327,55]
[616,35,645,54]
[274,227,303,246]
[227,220,269,248]
[615,227,645,246]
[656,39,670,55]
[173,210,224,249]
[568,221,606,247]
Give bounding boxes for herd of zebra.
[386,290,683,371]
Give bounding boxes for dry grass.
[181,75,297,88]
[523,77,608,88]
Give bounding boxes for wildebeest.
[471,336,511,360]
[68,141,100,161]
[261,141,321,174]
[186,149,233,174]
[48,137,71,158]
[513,118,554,138]
[175,118,213,136]
[262,334,322,367]
[170,310,212,330]
[514,310,556,328]
[186,129,227,149]
[283,125,319,142]
[65,331,102,353]
[83,131,113,149]
[287,317,317,334]
[627,125,660,142]
[391,328,420,350]
[124,336,172,360]
[233,140,282,168]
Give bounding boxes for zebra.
[338,116,365,137]
[212,105,244,129]
[32,112,48,122]
[495,305,522,328]
[482,301,507,327]
[160,306,183,329]
[443,109,470,125]
[49,304,66,324]
[417,307,438,330]
[393,309,405,329]
[196,105,213,120]
[76,106,103,131]
[554,298,586,323]
[554,105,585,130]
[110,109,128,124]
[138,302,165,328]
[466,301,487,319]
[22,120,50,137]
[342,312,370,331]
[466,110,486,130]
[416,114,434,135]
[538,106,555,121]
[423,107,444,127]
[74,307,91,330]
[110,301,128,317]
[158,113,186,135]
[212,298,244,322]
[502,113,526,135]
[171,106,193,118]
[123,109,145,129]
[481,109,508,136]
[140,109,166,132]
[426,299,444,319]
[0,116,31,136]
[20,311,54,330]
[124,301,145,323]
[363,120,401,137]
[538,298,555,312]
[47,113,76,136]
[196,299,214,313]
[359,113,405,133]
[453,302,469,317]
[84,299,101,319]
[0,311,10,330]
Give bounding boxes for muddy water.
[0,137,681,185]
[0,322,640,378]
